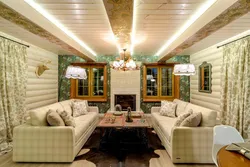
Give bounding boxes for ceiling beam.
[0,1,95,62]
[158,0,250,61]
[103,0,133,52]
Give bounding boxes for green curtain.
[221,37,250,138]
[0,37,27,155]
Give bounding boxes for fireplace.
[115,94,136,111]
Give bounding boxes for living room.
[0,0,250,167]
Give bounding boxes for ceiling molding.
[103,0,133,52]
[158,0,250,61]
[0,2,95,62]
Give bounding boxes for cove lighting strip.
[130,0,137,55]
[155,0,217,57]
[24,0,97,56]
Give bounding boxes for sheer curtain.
[221,37,250,138]
[0,37,27,155]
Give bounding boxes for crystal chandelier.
[111,49,140,71]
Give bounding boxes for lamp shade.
[65,66,87,79]
[173,64,195,76]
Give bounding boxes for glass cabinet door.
[77,68,89,96]
[146,67,158,96]
[161,67,173,96]
[92,68,104,96]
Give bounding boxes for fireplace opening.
[115,94,136,111]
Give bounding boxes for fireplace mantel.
[110,68,141,111]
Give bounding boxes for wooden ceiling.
[134,0,205,56]
[0,0,250,61]
[35,0,117,55]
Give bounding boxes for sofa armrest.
[13,124,75,162]
[151,107,161,113]
[171,126,213,163]
[89,106,99,113]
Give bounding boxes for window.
[70,63,107,101]
[143,64,179,102]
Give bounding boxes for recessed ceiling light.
[24,0,97,56]
[155,0,217,57]
[130,0,137,56]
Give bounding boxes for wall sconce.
[35,60,51,77]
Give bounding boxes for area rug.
[75,128,165,167]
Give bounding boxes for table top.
[217,146,250,167]
[98,112,149,128]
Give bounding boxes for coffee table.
[98,112,150,128]
[97,112,150,160]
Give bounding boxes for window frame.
[70,62,107,102]
[143,63,180,102]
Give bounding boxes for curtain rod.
[217,34,250,48]
[0,35,30,48]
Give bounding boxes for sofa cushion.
[152,112,173,125]
[152,112,177,141]
[46,109,65,126]
[74,112,98,142]
[158,118,178,141]
[173,99,189,117]
[184,103,217,127]
[59,100,73,116]
[74,120,89,142]
[180,112,202,127]
[29,103,64,126]
[159,101,177,117]
[74,112,98,126]
[59,110,76,127]
[174,109,193,127]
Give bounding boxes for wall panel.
[0,31,58,111]
[26,46,58,110]
[190,46,222,118]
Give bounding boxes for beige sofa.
[13,99,99,162]
[151,99,217,164]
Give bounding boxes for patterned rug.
[75,128,165,167]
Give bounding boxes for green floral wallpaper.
[58,55,190,113]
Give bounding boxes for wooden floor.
[0,149,215,167]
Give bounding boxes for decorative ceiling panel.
[103,0,133,52]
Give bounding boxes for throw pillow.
[47,109,65,126]
[159,100,177,117]
[72,101,88,117]
[180,112,202,127]
[71,100,89,113]
[59,110,76,127]
[174,109,193,126]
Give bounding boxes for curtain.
[221,37,250,138]
[0,37,27,155]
